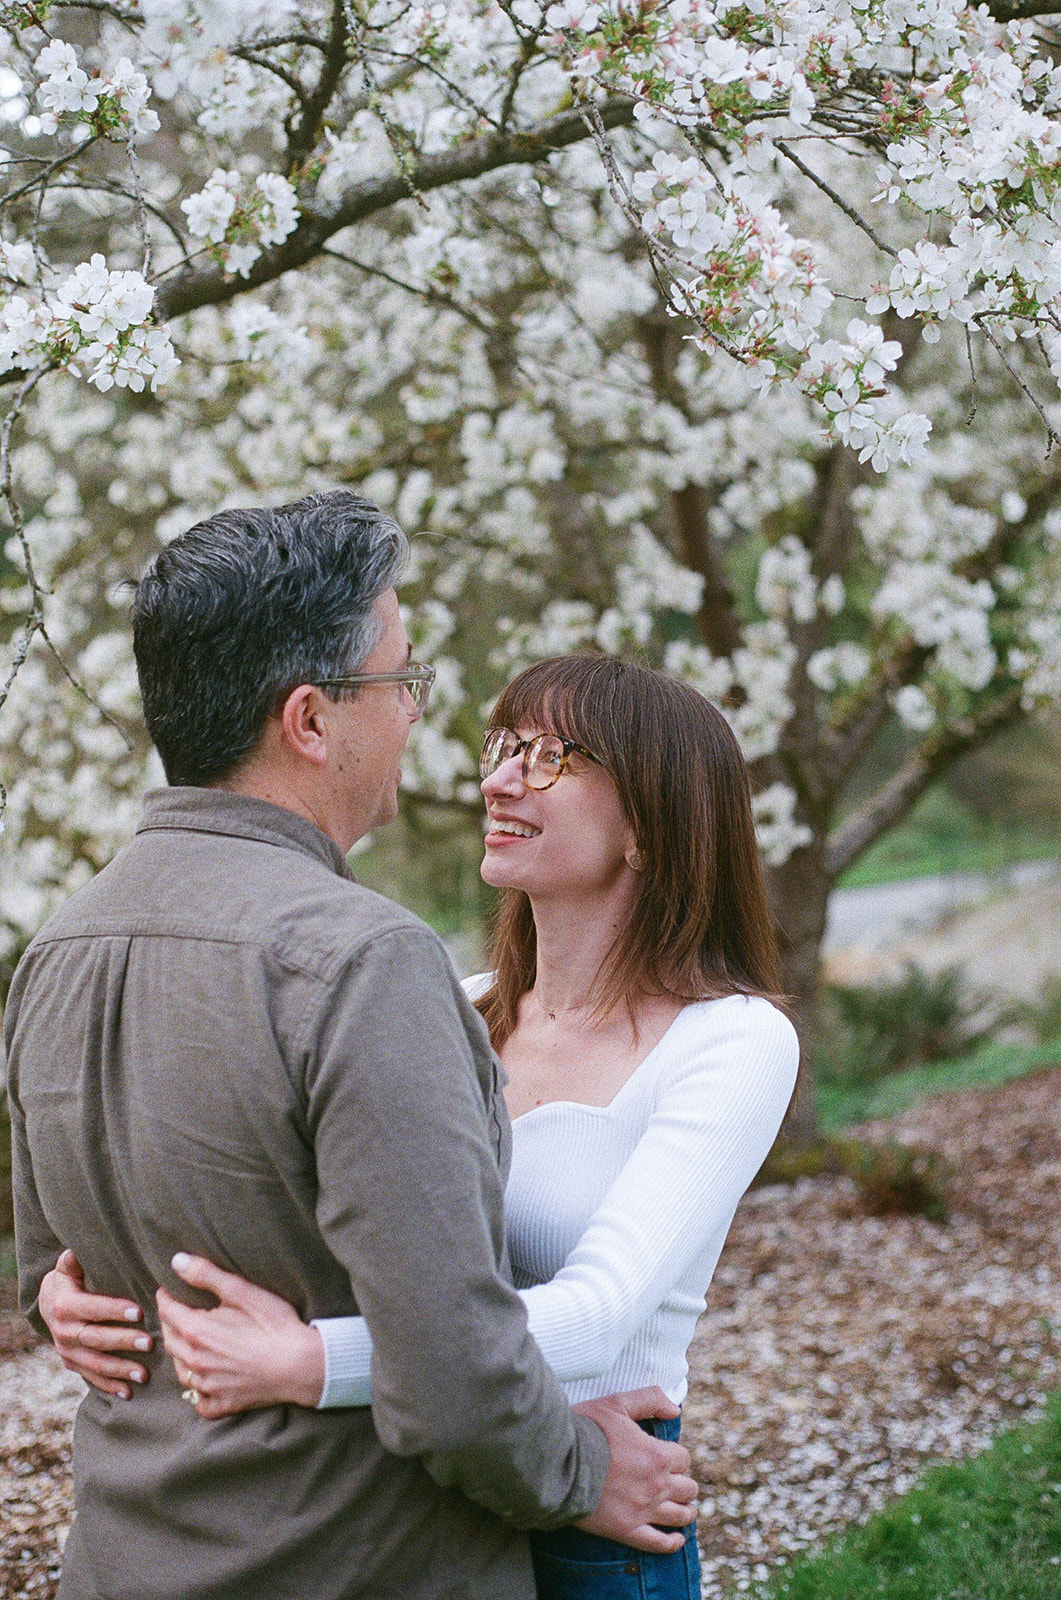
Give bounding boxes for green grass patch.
[817,1032,1061,1132]
[838,785,1057,888]
[755,1390,1061,1600]
[841,827,1057,888]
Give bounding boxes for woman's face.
[479,724,637,901]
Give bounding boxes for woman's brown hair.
[475,654,783,1049]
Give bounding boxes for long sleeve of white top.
[314,993,798,1407]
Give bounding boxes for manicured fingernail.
[124,1306,142,1321]
[171,1252,191,1271]
[130,1369,147,1384]
[118,1387,131,1401]
[134,1336,151,1352]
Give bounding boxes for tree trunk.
[766,839,834,1146]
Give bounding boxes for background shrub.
[815,963,998,1088]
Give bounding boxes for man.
[5,492,694,1600]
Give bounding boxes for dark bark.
[827,685,1026,879]
[669,483,742,657]
[637,307,743,657]
[766,840,834,1146]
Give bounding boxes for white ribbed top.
[315,982,798,1408]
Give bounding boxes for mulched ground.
[3,1065,1059,1600]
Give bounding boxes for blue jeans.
[528,1417,701,1600]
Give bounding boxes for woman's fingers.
[38,1257,153,1400]
[61,1319,153,1355]
[193,1392,238,1420]
[55,1248,84,1282]
[170,1252,266,1311]
[155,1284,195,1335]
[157,1300,234,1390]
[154,1286,232,1363]
[64,1346,148,1385]
[82,1373,137,1402]
[156,1309,207,1373]
[54,1334,148,1396]
[40,1268,145,1333]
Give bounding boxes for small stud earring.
[627,850,645,872]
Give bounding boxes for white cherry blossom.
[3,0,1061,1042]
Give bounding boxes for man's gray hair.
[133,491,408,786]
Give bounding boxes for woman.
[40,654,799,1600]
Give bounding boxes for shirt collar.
[136,787,355,879]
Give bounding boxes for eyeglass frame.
[479,726,602,791]
[314,661,435,712]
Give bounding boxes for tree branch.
[824,636,921,777]
[286,0,350,168]
[152,95,636,323]
[825,684,1025,880]
[496,6,546,135]
[0,132,99,214]
[776,140,898,260]
[825,463,1061,790]
[979,321,1061,452]
[320,246,498,335]
[669,482,744,658]
[231,48,307,105]
[49,175,189,253]
[51,0,139,19]
[636,305,743,657]
[979,0,1061,17]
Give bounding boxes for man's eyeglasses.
[315,662,435,713]
[479,727,601,791]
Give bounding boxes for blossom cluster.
[542,0,1061,459]
[0,255,178,392]
[36,38,159,138]
[752,783,814,868]
[3,0,1061,928]
[137,0,295,138]
[181,169,300,278]
[874,560,997,689]
[630,153,933,469]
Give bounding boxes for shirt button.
[624,1561,639,1575]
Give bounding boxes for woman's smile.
[485,812,541,843]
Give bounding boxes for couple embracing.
[6,491,797,1600]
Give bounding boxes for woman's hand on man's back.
[38,1249,152,1399]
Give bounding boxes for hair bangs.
[490,656,626,784]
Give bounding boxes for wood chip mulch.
[2,1065,1059,1600]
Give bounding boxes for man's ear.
[277,684,330,766]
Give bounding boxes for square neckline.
[508,998,712,1124]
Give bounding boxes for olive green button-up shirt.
[5,787,607,1600]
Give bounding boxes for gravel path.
[3,1065,1059,1600]
[824,859,1061,1004]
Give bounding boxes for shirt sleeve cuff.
[310,1316,373,1409]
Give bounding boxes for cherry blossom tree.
[3,0,1061,1139]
